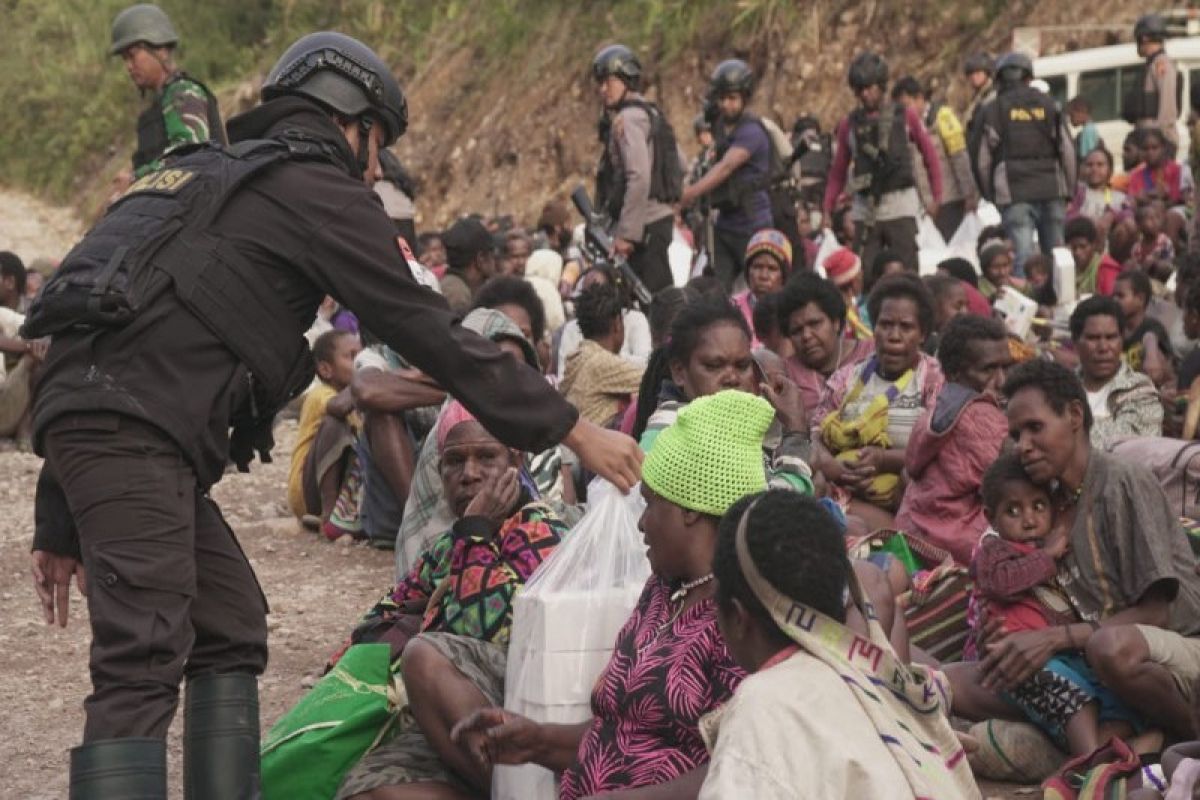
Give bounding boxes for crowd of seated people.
[268,112,1200,798]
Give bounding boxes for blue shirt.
[716,117,773,234]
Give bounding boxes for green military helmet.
[110,3,179,56]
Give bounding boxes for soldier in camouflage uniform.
[110,4,225,182]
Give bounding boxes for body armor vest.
[132,72,226,173]
[25,136,336,414]
[849,102,915,199]
[997,86,1061,203]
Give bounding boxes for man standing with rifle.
[592,44,682,294]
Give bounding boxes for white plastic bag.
[492,479,650,800]
[916,214,947,253]
[946,212,984,269]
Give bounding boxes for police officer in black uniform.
[29,32,642,799]
[973,52,1076,274]
[591,44,680,294]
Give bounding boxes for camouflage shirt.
[134,75,216,177]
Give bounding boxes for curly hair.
[776,272,846,333]
[937,314,1007,379]
[715,491,850,627]
[1069,295,1124,339]
[575,283,624,340]
[1002,359,1093,432]
[866,273,935,336]
[473,276,547,342]
[980,452,1046,515]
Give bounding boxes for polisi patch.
[126,168,197,196]
[1008,106,1047,122]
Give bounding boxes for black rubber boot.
[184,672,262,800]
[69,737,167,800]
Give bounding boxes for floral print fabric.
[558,576,744,799]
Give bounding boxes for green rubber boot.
[69,737,167,800]
[184,672,262,800]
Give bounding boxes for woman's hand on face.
[760,373,808,433]
[463,467,521,524]
[979,628,1062,691]
[451,708,543,768]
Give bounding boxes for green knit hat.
[642,390,773,516]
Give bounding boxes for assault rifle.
[570,185,654,307]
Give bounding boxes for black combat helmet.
[710,59,754,97]
[963,52,994,76]
[109,4,178,56]
[262,32,409,146]
[592,44,642,89]
[848,52,889,91]
[994,51,1034,83]
[1134,14,1169,43]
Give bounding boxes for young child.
[1113,269,1175,386]
[1023,253,1058,310]
[287,329,365,541]
[1131,201,1175,274]
[1066,216,1123,297]
[969,454,1144,756]
[1066,96,1100,162]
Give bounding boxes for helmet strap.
[356,116,374,176]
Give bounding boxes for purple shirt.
[715,117,773,235]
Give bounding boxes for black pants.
[44,412,268,742]
[855,216,918,289]
[627,216,675,295]
[933,200,967,243]
[712,226,752,293]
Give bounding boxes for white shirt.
[0,307,25,379]
[1087,382,1115,422]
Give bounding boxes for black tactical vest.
[997,86,1061,203]
[25,136,336,414]
[1122,51,1183,125]
[132,72,227,173]
[595,99,682,222]
[848,102,915,199]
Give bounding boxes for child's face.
[1112,279,1145,321]
[1068,107,1088,127]
[1138,207,1162,238]
[983,251,1014,287]
[990,480,1053,544]
[1068,236,1096,270]
[318,334,362,390]
[1026,263,1049,288]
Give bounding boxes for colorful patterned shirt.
[358,502,567,647]
[559,576,745,799]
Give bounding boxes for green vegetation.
[0,0,798,204]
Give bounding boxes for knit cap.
[642,390,773,516]
[824,247,862,287]
[745,228,793,274]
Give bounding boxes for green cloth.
[642,389,773,516]
[134,76,215,177]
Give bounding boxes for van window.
[1044,75,1067,107]
[1077,65,1142,122]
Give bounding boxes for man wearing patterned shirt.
[109,4,225,185]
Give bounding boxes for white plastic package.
[946,212,984,269]
[492,479,650,800]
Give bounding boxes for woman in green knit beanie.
[452,389,776,797]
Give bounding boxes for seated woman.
[1067,145,1130,241]
[895,315,1012,566]
[632,296,815,495]
[555,264,652,378]
[394,308,570,581]
[732,228,791,348]
[1126,127,1194,246]
[778,272,874,413]
[1069,295,1163,450]
[946,360,1200,758]
[448,390,778,798]
[700,490,978,799]
[811,274,945,530]
[560,282,645,427]
[335,401,570,800]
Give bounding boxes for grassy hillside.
[1,0,1147,227]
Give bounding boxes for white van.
[1033,37,1200,158]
